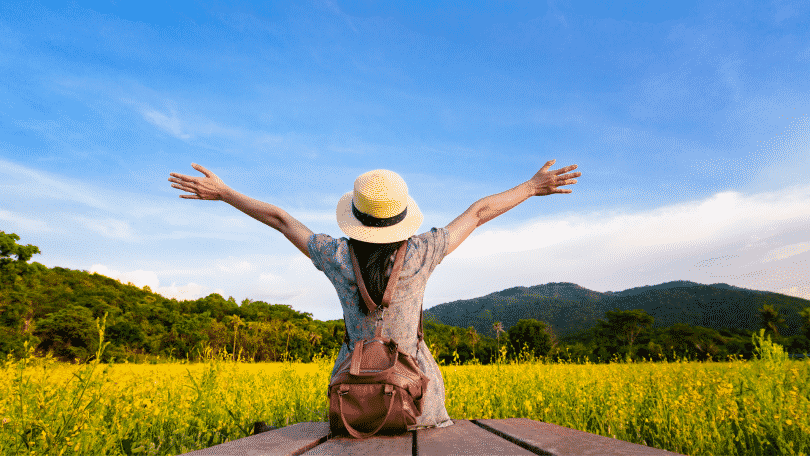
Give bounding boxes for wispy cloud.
[73,216,137,241]
[449,186,810,260]
[0,209,53,233]
[217,257,254,274]
[0,158,114,212]
[140,106,192,140]
[763,242,810,263]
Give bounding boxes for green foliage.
[0,231,42,272]
[507,319,554,359]
[0,232,343,365]
[2,232,809,368]
[425,281,810,342]
[751,328,789,365]
[33,305,98,363]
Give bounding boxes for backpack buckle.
[375,307,386,327]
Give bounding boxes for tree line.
[2,231,809,365]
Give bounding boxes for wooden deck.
[180,418,688,455]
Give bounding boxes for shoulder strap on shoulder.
[344,238,409,344]
[349,239,407,314]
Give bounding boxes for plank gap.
[471,419,555,456]
[290,432,330,456]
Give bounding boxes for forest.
[2,230,810,366]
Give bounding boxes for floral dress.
[307,227,454,429]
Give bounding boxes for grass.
[0,313,808,455]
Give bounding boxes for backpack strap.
[349,239,407,314]
[344,239,408,344]
[418,302,423,343]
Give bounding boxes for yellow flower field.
[1,315,808,455]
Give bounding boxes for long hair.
[348,238,406,315]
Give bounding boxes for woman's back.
[307,227,454,430]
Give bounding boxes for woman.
[168,159,580,429]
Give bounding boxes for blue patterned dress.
[307,227,454,429]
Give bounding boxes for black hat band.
[352,202,407,227]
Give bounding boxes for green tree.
[33,305,97,363]
[167,312,211,360]
[107,315,147,350]
[467,326,479,360]
[507,319,554,359]
[308,331,322,359]
[449,328,459,351]
[798,307,810,340]
[594,309,654,359]
[0,231,42,275]
[759,304,787,338]
[492,321,505,344]
[230,314,244,361]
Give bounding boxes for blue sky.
[1,0,809,322]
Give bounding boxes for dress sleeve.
[307,233,338,272]
[414,227,449,275]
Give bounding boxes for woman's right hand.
[169,163,231,201]
[529,159,580,196]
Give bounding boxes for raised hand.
[529,159,580,196]
[168,163,231,201]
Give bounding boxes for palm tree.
[493,321,505,350]
[468,326,480,360]
[308,331,322,359]
[759,304,787,338]
[798,307,810,339]
[231,315,244,362]
[282,321,296,361]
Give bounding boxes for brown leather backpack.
[328,237,431,439]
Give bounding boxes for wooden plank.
[417,420,538,455]
[301,431,413,455]
[475,418,687,456]
[179,421,330,456]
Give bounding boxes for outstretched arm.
[169,163,313,258]
[445,159,580,256]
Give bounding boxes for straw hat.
[336,169,423,243]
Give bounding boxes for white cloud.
[420,183,810,313]
[449,186,810,260]
[156,282,212,301]
[90,263,226,301]
[0,209,52,233]
[288,255,314,274]
[0,158,113,211]
[130,99,270,147]
[90,264,159,290]
[762,242,810,263]
[217,257,254,274]
[74,216,137,241]
[253,271,308,301]
[775,286,810,301]
[293,210,339,223]
[140,106,192,140]
[258,271,286,285]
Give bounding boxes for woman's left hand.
[168,163,231,200]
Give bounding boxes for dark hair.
[348,238,406,315]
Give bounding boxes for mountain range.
[423,281,809,341]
